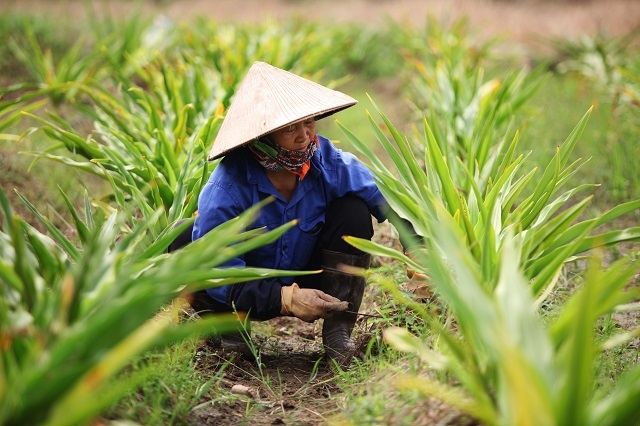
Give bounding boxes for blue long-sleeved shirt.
[193,135,387,319]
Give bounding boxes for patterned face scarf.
[248,134,319,180]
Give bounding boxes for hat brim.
[207,62,357,160]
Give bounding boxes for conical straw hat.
[207,61,357,160]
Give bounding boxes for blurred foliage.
[343,77,640,426]
[0,190,306,426]
[340,17,639,425]
[549,30,640,200]
[0,11,80,76]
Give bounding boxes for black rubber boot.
[320,250,371,367]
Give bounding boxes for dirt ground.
[164,0,640,45]
[2,1,639,425]
[181,294,471,426]
[185,317,363,426]
[3,0,640,47]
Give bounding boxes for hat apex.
[207,61,357,160]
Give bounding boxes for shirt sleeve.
[193,172,284,320]
[227,278,284,320]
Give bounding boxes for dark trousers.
[296,195,373,288]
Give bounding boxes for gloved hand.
[281,283,348,322]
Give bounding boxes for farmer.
[176,61,397,366]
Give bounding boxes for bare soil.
[183,304,474,426]
[187,317,340,426]
[3,0,640,46]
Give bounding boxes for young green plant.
[0,190,314,426]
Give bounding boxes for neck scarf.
[248,135,319,180]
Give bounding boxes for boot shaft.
[320,250,371,366]
[320,250,371,312]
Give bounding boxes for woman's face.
[269,118,316,151]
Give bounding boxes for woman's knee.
[321,196,374,254]
[326,196,373,238]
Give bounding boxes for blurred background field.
[2,0,639,215]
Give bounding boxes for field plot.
[1,1,639,425]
